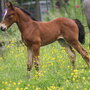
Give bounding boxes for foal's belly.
[41,39,56,46]
[41,36,63,46]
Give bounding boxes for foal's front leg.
[27,47,33,78]
[32,44,40,72]
[27,48,33,71]
[27,44,40,78]
[27,45,40,71]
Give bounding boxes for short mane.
[15,6,38,21]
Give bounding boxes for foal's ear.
[6,2,14,10]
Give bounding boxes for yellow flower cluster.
[1,80,31,90]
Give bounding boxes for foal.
[0,2,90,74]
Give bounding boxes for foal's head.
[0,2,18,31]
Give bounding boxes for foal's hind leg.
[69,40,90,68]
[65,46,76,69]
[58,39,76,69]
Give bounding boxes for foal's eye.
[6,14,14,18]
[8,15,13,18]
[10,15,13,18]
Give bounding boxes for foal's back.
[36,17,78,46]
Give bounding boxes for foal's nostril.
[0,26,6,31]
[0,24,7,31]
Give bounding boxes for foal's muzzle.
[0,24,7,31]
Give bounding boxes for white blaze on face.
[2,9,7,20]
[1,9,8,29]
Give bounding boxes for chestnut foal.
[0,2,90,76]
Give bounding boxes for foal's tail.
[73,19,85,44]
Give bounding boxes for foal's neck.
[16,8,34,33]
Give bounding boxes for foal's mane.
[15,6,38,21]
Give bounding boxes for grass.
[0,0,90,90]
[0,32,89,90]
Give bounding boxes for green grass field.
[0,32,89,90]
[0,0,90,90]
